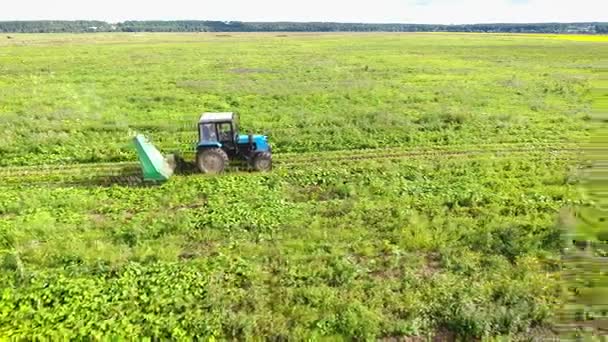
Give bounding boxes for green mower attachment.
[133,134,176,182]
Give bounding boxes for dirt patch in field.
[370,267,402,280]
[420,252,442,277]
[230,67,276,74]
[89,213,107,224]
[179,241,218,260]
[175,80,216,89]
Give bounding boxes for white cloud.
[0,0,605,24]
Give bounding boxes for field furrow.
[0,143,581,187]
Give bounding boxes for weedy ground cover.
[0,32,605,339]
[0,32,596,164]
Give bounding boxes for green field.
[0,32,604,339]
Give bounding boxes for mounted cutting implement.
[133,134,176,181]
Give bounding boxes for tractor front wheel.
[197,148,229,174]
[253,152,272,172]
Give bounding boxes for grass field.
[0,32,605,339]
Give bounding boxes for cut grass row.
[0,143,581,187]
[0,140,581,172]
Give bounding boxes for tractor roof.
[199,112,234,123]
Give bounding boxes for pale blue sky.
[1,0,605,24]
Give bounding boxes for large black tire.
[197,148,229,174]
[252,152,272,172]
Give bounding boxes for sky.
[1,0,605,24]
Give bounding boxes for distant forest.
[1,20,606,34]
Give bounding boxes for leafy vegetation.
[0,32,604,339]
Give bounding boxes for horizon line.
[0,19,606,25]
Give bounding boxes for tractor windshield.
[217,123,232,142]
[201,123,217,141]
[233,115,239,136]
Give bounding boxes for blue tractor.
[196,112,272,174]
[133,112,272,181]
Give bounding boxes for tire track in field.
[0,141,580,174]
[0,144,582,179]
[0,143,583,187]
[276,145,580,166]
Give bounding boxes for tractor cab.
[198,112,238,152]
[196,112,272,174]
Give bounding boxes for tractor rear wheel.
[253,152,272,172]
[197,148,229,174]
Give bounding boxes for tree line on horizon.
[0,20,606,34]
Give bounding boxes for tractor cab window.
[201,123,217,141]
[217,123,232,142]
[233,115,240,135]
